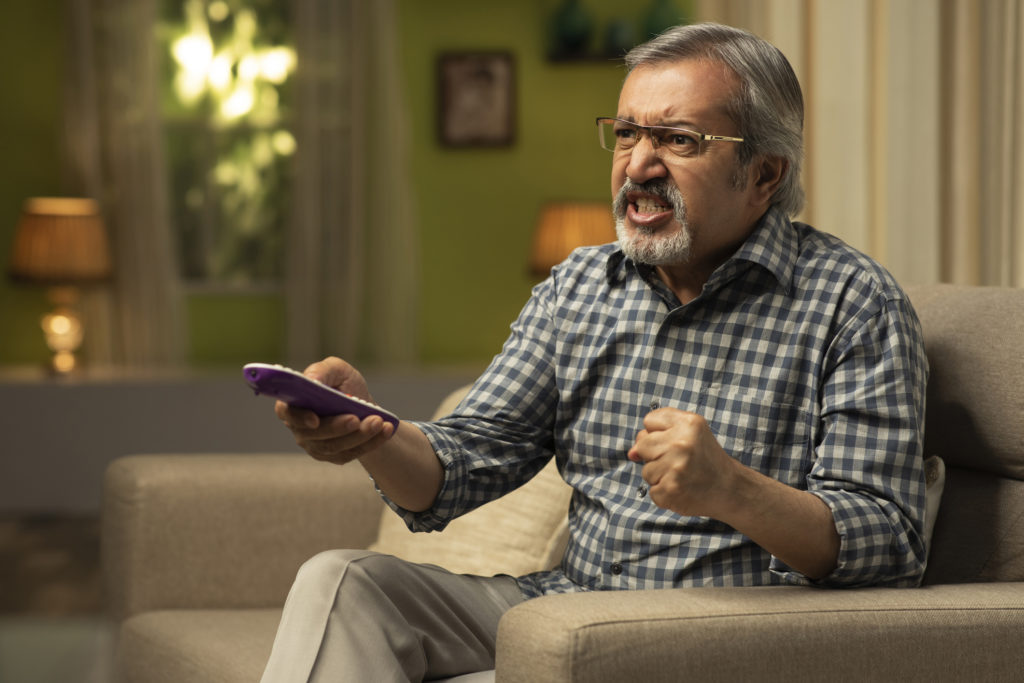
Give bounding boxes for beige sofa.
[103,284,1024,682]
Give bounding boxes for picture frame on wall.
[437,52,516,147]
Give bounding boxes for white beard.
[613,179,693,266]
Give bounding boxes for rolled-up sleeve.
[773,294,929,587]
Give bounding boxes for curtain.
[697,0,1024,287]
[64,0,419,369]
[943,0,1024,286]
[63,0,186,367]
[287,0,420,367]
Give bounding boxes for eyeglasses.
[596,117,744,158]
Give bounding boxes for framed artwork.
[437,52,516,147]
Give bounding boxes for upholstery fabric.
[102,454,383,619]
[905,286,1024,584]
[369,459,571,577]
[908,285,1024,479]
[116,609,281,683]
[370,385,573,576]
[496,583,1024,682]
[923,468,1024,584]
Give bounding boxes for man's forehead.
[616,58,738,126]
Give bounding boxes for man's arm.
[629,408,840,580]
[276,356,444,512]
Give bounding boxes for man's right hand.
[275,356,395,465]
[274,356,445,512]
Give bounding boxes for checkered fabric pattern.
[400,206,929,596]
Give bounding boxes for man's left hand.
[628,407,738,519]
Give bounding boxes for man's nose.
[624,132,668,184]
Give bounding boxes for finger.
[276,400,320,430]
[628,427,670,463]
[642,407,685,431]
[641,460,665,489]
[303,416,391,460]
[301,356,342,383]
[303,356,369,398]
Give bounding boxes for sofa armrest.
[495,583,1024,682]
[102,454,384,619]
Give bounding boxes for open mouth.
[625,192,675,227]
[633,196,671,215]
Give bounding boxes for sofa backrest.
[906,285,1024,584]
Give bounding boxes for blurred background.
[2,0,1022,373]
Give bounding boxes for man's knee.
[293,549,411,596]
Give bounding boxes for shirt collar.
[723,205,798,293]
[605,205,798,294]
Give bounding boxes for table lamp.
[529,202,616,277]
[8,197,112,373]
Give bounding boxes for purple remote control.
[243,363,400,430]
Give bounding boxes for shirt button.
[649,400,660,410]
[610,562,624,576]
[638,485,648,498]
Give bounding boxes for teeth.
[636,197,669,214]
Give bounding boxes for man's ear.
[751,156,787,206]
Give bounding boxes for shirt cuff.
[770,489,924,587]
[377,420,467,533]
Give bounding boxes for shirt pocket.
[697,384,812,484]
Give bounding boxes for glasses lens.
[598,119,637,152]
[656,127,702,157]
[597,119,615,152]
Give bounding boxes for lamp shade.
[529,202,615,276]
[9,197,112,284]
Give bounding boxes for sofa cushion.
[924,467,1024,584]
[369,385,573,576]
[496,583,1024,682]
[907,285,1024,480]
[369,458,572,576]
[116,609,281,683]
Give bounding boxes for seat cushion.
[116,609,281,683]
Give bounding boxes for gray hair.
[625,23,805,217]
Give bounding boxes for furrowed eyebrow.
[614,116,702,130]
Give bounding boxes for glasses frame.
[595,117,744,158]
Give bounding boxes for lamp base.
[41,288,84,375]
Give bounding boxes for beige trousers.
[260,549,526,682]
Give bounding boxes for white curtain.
[63,0,186,367]
[287,0,420,367]
[698,0,1024,287]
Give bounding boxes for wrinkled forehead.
[617,58,740,131]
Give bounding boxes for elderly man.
[260,22,928,682]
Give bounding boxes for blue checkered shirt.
[400,206,929,596]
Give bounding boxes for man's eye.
[615,127,638,140]
[667,132,697,146]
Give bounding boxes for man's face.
[611,58,759,271]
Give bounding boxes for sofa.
[102,283,1024,682]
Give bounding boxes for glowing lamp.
[9,197,112,373]
[529,202,616,277]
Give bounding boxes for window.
[158,0,296,286]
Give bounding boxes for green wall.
[0,3,65,366]
[0,0,691,369]
[401,0,632,363]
